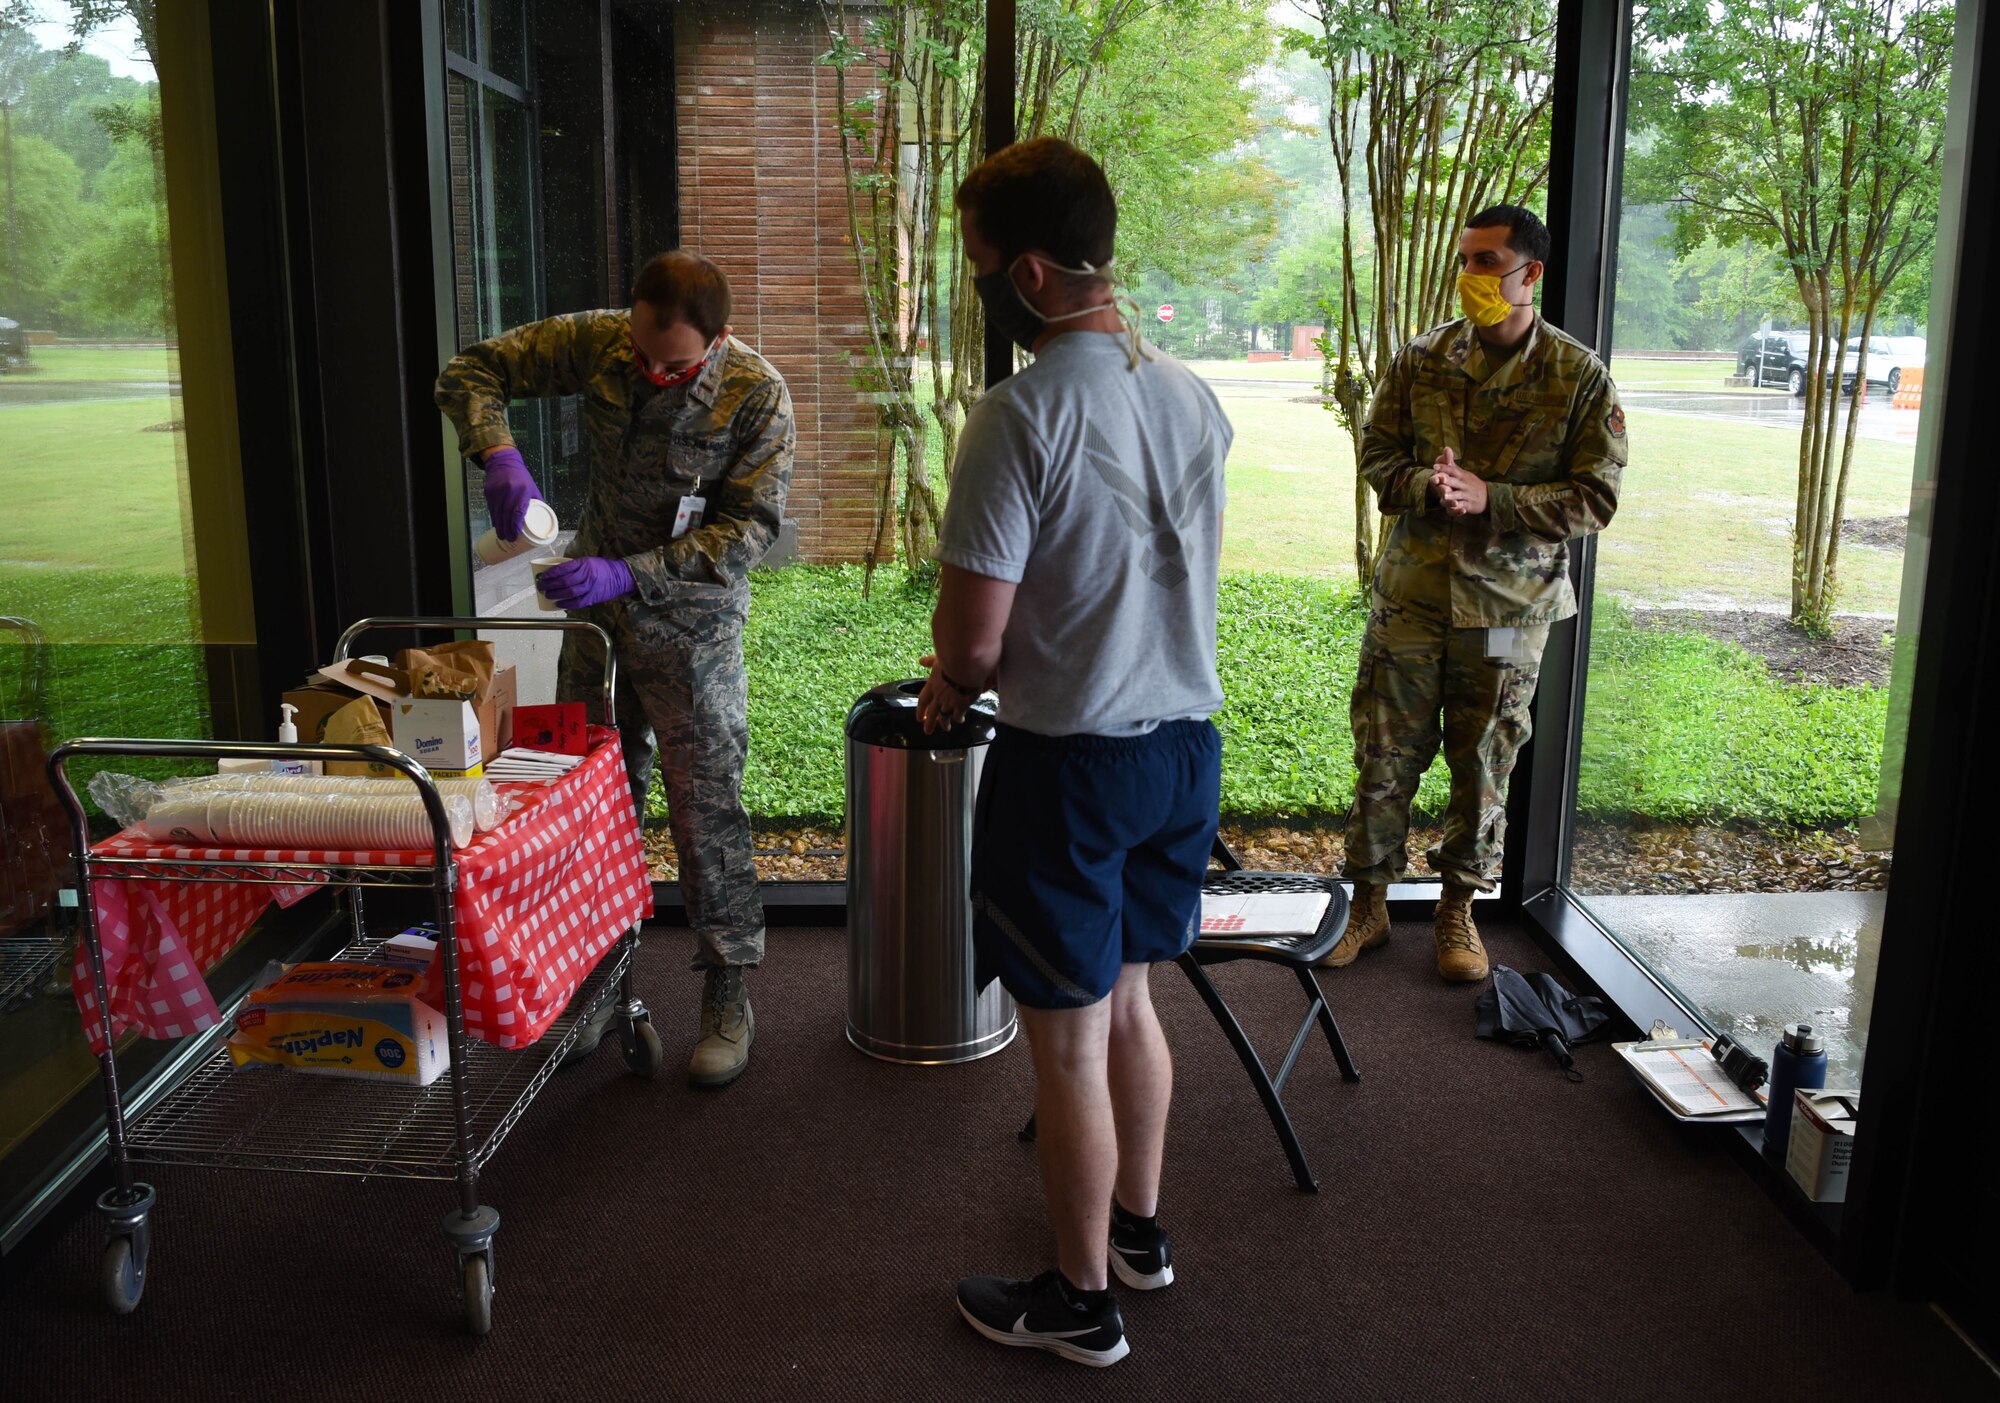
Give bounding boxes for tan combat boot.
[1433,884,1489,982]
[689,966,754,1088]
[1317,882,1390,968]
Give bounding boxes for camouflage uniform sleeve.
[630,378,796,595]
[433,313,603,458]
[1358,343,1435,516]
[1486,366,1626,543]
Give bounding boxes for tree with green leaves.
[819,0,985,584]
[1290,0,1556,587]
[59,120,162,333]
[1631,0,1953,632]
[821,0,1280,582]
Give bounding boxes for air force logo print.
[1079,419,1220,590]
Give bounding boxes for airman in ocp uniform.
[1324,205,1626,982]
[435,250,794,1086]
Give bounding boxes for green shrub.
[706,565,1889,829]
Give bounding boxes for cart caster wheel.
[103,1236,143,1314]
[463,1253,493,1337]
[622,1019,663,1080]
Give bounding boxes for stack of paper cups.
[475,499,559,567]
[142,787,477,850]
[184,774,504,831]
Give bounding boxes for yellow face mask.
[1457,263,1530,327]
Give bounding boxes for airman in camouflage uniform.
[1329,253,1626,980]
[436,269,793,1085]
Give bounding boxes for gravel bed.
[646,819,1890,896]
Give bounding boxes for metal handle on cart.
[46,739,462,874]
[332,616,617,724]
[43,737,464,1206]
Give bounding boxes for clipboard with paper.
[1615,1036,1768,1123]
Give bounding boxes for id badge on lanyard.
[672,495,707,540]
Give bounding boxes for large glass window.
[1566,0,1958,1087]
[439,2,1557,890]
[0,0,255,1232]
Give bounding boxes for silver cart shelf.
[49,616,656,1336]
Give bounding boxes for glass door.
[1564,0,1960,1089]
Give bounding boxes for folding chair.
[1020,837,1360,1192]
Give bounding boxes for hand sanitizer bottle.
[273,703,321,776]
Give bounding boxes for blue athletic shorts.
[970,719,1222,1011]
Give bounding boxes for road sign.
[1157,304,1175,323]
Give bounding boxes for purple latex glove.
[540,556,635,610]
[481,446,539,542]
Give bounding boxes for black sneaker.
[956,1270,1129,1368]
[1110,1205,1174,1291]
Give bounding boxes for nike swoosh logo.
[1111,1243,1153,1258]
[1011,1313,1106,1340]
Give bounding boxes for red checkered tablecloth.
[74,732,653,1055]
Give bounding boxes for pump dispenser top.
[272,703,319,776]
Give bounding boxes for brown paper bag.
[395,641,496,702]
[323,694,396,777]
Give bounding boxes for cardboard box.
[281,682,396,778]
[485,663,517,759]
[295,664,516,771]
[390,698,483,779]
[1786,1089,1860,1202]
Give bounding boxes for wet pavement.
[1580,889,1881,1086]
[1622,388,1919,445]
[0,380,176,407]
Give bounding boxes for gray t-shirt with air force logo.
[937,330,1232,738]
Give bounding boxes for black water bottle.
[1762,1023,1828,1165]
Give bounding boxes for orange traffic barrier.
[1892,366,1924,410]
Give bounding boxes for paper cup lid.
[521,499,560,544]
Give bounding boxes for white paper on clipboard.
[1615,1038,1767,1121]
[1199,891,1331,937]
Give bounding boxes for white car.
[1831,334,1925,395]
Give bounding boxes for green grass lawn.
[1183,354,1742,391]
[1,395,192,603]
[1204,376,1916,615]
[1,358,207,802]
[0,348,1898,831]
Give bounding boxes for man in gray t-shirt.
[935,333,1230,736]
[920,137,1230,1371]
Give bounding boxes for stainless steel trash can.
[845,679,1015,1064]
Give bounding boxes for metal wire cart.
[48,617,656,1335]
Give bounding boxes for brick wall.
[674,1,884,564]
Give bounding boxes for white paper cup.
[476,498,560,567]
[533,557,568,612]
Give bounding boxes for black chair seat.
[1191,869,1351,965]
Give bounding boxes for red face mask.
[633,332,714,388]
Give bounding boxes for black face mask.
[973,253,1120,355]
[973,268,1046,353]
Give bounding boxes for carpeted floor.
[4,918,1994,1401]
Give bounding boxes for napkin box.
[227,962,448,1086]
